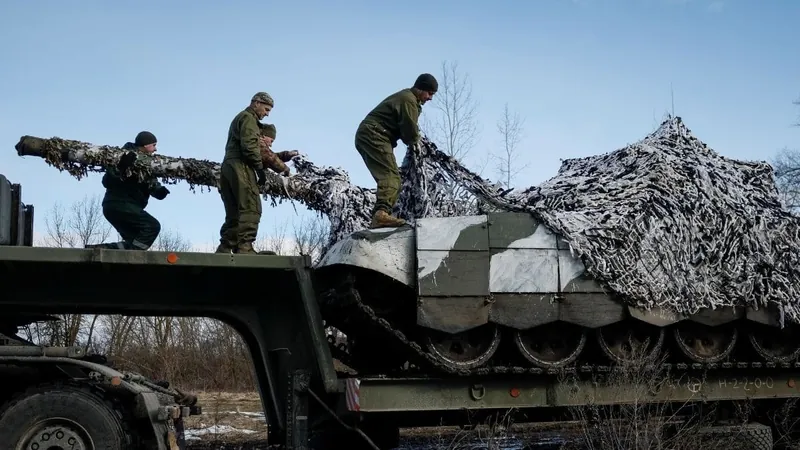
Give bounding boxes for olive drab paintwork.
[356,88,422,217]
[100,143,166,250]
[218,107,266,253]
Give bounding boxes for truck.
[0,171,794,449]
[0,174,201,450]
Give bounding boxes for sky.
[0,0,798,251]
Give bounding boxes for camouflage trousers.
[102,200,161,250]
[218,158,262,250]
[355,121,400,215]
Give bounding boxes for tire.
[0,382,133,450]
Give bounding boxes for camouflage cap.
[252,92,274,106]
[261,123,276,139]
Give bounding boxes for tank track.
[321,286,800,378]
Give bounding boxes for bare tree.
[255,219,292,255]
[151,229,193,252]
[30,195,114,346]
[421,60,481,160]
[293,215,330,263]
[493,103,528,188]
[773,148,800,212]
[43,195,112,248]
[772,97,800,212]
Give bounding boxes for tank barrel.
[14,135,377,244]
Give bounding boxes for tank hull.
[315,212,799,374]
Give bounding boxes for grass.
[183,391,267,444]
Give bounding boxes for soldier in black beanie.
[355,73,438,228]
[86,130,170,250]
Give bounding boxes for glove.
[118,152,137,171]
[263,151,290,176]
[152,186,170,200]
[275,150,299,162]
[256,168,268,186]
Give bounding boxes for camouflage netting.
[396,117,800,325]
[14,116,800,323]
[14,136,376,244]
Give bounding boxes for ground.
[184,391,269,449]
[181,391,571,449]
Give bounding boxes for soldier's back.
[362,88,418,141]
[224,109,252,161]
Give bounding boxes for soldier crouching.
[86,131,170,250]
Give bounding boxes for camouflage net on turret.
[15,116,800,324]
[396,117,800,325]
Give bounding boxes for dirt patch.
[184,391,267,443]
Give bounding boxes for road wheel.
[0,382,133,450]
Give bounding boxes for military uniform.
[258,123,296,175]
[356,73,438,228]
[216,92,272,254]
[89,132,169,250]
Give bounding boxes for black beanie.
[413,73,438,93]
[135,131,157,147]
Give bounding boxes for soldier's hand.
[275,150,299,162]
[152,186,170,200]
[256,168,268,186]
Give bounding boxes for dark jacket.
[102,142,166,209]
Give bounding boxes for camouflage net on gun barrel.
[13,135,376,244]
[14,116,800,324]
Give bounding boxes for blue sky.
[1,0,798,249]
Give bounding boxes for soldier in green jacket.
[216,92,274,254]
[86,131,170,250]
[355,73,438,228]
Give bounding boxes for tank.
[312,116,800,376]
[313,211,800,375]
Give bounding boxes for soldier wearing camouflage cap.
[257,123,299,176]
[216,92,277,255]
[355,73,438,228]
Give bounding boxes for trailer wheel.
[0,382,132,450]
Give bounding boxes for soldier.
[215,92,275,255]
[355,73,438,228]
[86,131,170,250]
[258,123,299,176]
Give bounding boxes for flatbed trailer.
[1,246,799,449]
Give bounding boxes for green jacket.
[362,88,422,147]
[224,106,264,170]
[102,142,165,209]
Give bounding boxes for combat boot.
[370,210,406,229]
[215,243,234,254]
[237,242,258,254]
